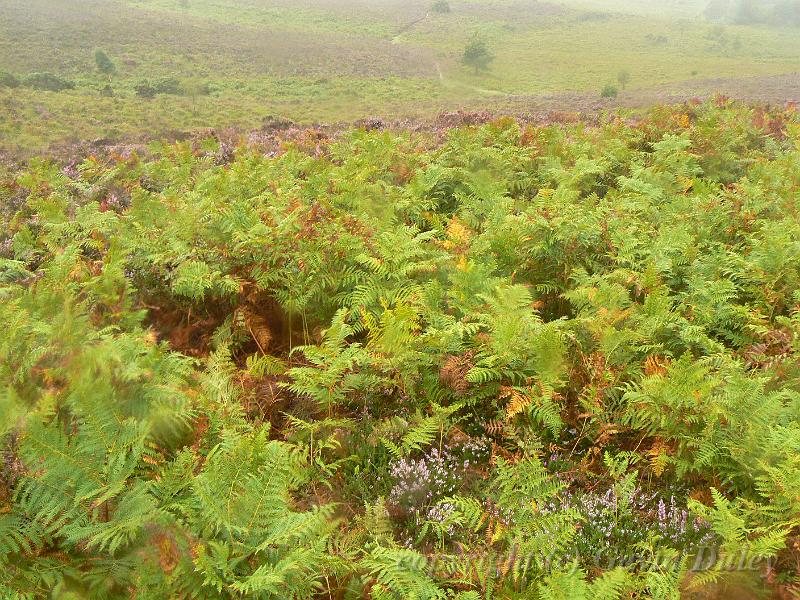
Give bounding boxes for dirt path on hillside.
[434,61,511,96]
[392,11,430,43]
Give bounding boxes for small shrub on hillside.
[645,33,669,45]
[153,76,182,95]
[617,69,631,90]
[22,72,75,92]
[0,71,20,88]
[576,10,611,21]
[600,83,618,98]
[94,48,116,75]
[431,0,451,13]
[135,77,183,98]
[134,81,156,98]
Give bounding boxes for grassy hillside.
[1,0,799,154]
[2,100,800,598]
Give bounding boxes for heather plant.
[388,437,490,522]
[556,489,716,567]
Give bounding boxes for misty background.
[0,0,798,154]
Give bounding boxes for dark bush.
[22,72,75,92]
[0,71,20,89]
[135,77,183,98]
[645,33,669,45]
[153,77,182,95]
[94,48,116,75]
[600,84,619,99]
[135,81,156,99]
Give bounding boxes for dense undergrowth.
[1,100,800,598]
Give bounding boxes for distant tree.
[705,0,798,26]
[100,84,114,97]
[431,0,451,14]
[94,48,116,75]
[178,0,190,27]
[0,70,20,89]
[600,83,618,99]
[462,38,494,74]
[617,69,630,91]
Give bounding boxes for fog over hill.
[1,0,798,154]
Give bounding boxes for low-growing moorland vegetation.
[1,0,799,154]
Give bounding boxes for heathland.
[2,2,800,598]
[1,0,799,154]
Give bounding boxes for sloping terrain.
[1,0,799,154]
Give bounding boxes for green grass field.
[1,0,799,154]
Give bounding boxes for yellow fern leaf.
[505,388,533,421]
